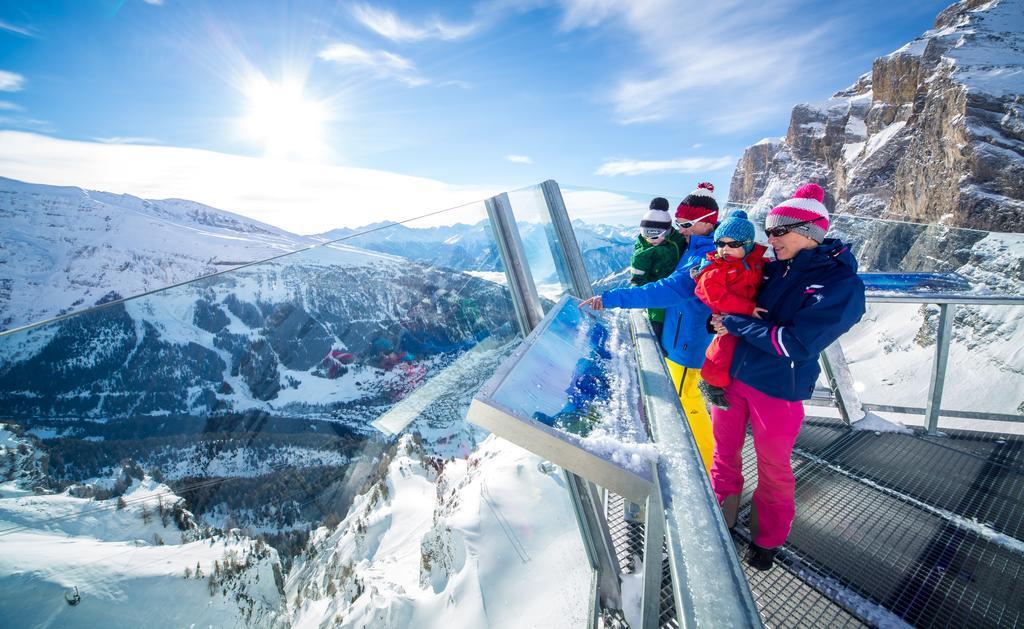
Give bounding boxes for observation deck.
[0,180,1021,628]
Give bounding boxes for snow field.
[287,434,591,628]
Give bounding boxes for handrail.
[631,310,763,628]
[865,293,1024,305]
[860,287,1023,432]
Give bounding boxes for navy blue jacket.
[602,234,717,368]
[723,239,865,401]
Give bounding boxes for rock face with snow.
[0,177,316,332]
[729,0,1024,233]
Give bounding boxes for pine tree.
[116,496,127,510]
[195,561,203,579]
[141,504,152,524]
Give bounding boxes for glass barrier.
[505,185,575,308]
[0,197,592,627]
[560,183,1024,427]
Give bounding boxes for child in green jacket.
[630,197,685,340]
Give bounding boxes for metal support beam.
[640,466,665,629]
[485,192,545,335]
[820,341,865,426]
[565,470,622,610]
[540,180,594,299]
[924,303,955,435]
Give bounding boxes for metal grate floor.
[602,418,1024,628]
[605,492,678,628]
[738,417,1024,628]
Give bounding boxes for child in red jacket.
[694,210,767,409]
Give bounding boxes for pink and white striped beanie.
[765,183,830,243]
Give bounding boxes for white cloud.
[0,116,53,133]
[505,154,533,164]
[0,101,22,111]
[595,156,734,176]
[0,131,502,234]
[318,43,428,86]
[556,0,837,131]
[561,188,646,226]
[142,0,165,5]
[0,70,25,92]
[93,136,163,145]
[439,79,473,90]
[0,20,36,37]
[350,4,478,42]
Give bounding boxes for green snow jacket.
[629,231,684,322]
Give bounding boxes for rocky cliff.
[729,0,1024,234]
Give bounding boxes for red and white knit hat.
[675,182,719,223]
[765,183,830,242]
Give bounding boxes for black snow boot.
[698,380,730,410]
[745,544,777,571]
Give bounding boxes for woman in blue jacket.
[580,182,721,472]
[710,183,865,572]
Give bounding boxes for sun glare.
[241,78,328,160]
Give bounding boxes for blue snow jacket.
[723,239,866,402]
[602,234,717,368]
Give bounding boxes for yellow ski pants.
[665,358,714,475]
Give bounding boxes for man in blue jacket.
[710,183,865,572]
[580,182,721,472]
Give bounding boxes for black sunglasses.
[765,218,822,238]
[714,240,749,249]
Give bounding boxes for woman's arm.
[721,275,866,360]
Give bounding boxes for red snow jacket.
[694,244,768,316]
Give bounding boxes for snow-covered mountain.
[729,0,1023,232]
[0,176,315,332]
[283,434,591,628]
[0,425,285,628]
[318,218,635,293]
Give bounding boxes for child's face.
[715,237,746,259]
[642,227,668,245]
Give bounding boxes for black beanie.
[649,197,670,212]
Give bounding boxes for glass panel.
[0,198,592,626]
[505,185,574,307]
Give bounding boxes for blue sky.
[0,0,950,232]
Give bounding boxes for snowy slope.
[284,434,591,628]
[0,176,315,331]
[0,430,285,628]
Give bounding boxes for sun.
[241,77,328,160]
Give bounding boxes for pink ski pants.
[710,378,805,548]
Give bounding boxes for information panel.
[468,295,655,501]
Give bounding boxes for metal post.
[924,303,955,435]
[540,180,594,299]
[565,470,623,610]
[539,180,622,613]
[641,465,665,629]
[485,192,545,335]
[820,341,865,426]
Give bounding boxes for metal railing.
[822,289,1024,433]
